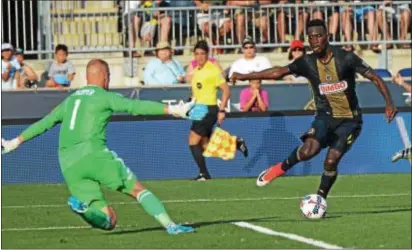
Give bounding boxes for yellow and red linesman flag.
[203,127,237,160]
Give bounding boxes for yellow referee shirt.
[191,61,226,105]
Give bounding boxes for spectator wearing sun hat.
[143,40,185,86]
[1,43,22,90]
[283,40,308,83]
[15,48,39,88]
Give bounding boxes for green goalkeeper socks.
[81,208,112,230]
[137,190,175,228]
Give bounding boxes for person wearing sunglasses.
[228,37,271,81]
[284,40,307,83]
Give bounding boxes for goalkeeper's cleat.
[68,196,88,214]
[236,138,248,158]
[392,147,412,163]
[166,224,195,235]
[256,162,285,187]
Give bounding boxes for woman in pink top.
[240,79,269,112]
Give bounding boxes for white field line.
[233,221,344,249]
[2,193,411,209]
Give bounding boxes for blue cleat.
[68,196,88,214]
[166,224,196,235]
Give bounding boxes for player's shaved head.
[86,59,110,89]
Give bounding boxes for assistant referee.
[188,41,247,181]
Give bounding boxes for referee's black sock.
[190,145,210,178]
[281,146,301,171]
[317,171,338,199]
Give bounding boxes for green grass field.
[2,174,411,249]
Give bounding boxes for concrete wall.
[26,49,412,88]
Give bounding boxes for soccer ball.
[300,194,327,219]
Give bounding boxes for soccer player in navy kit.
[231,19,398,200]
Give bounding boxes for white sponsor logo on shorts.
[319,81,348,95]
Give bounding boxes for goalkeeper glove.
[1,138,21,154]
[168,98,207,121]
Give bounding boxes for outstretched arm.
[364,71,397,123]
[230,66,290,82]
[108,92,201,119]
[2,104,64,154]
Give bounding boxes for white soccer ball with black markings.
[300,194,327,219]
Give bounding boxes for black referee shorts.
[190,105,218,137]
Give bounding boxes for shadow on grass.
[110,216,279,235]
[329,207,412,216]
[109,208,410,235]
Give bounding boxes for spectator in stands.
[228,37,271,79]
[46,44,76,89]
[186,56,225,83]
[15,48,39,88]
[276,0,308,45]
[240,79,269,112]
[283,40,307,82]
[143,41,185,86]
[377,1,411,49]
[305,0,339,41]
[228,0,271,51]
[1,43,21,90]
[194,0,232,54]
[341,0,379,52]
[124,1,144,57]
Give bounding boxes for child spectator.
[15,48,39,88]
[240,79,269,112]
[1,43,21,90]
[46,44,76,89]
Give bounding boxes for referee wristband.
[219,110,226,113]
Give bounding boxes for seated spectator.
[186,55,224,83]
[283,40,307,82]
[341,0,379,52]
[194,0,232,54]
[228,0,271,49]
[377,1,411,49]
[15,48,39,88]
[46,44,75,89]
[1,43,21,90]
[123,0,143,57]
[143,41,185,86]
[240,79,269,112]
[228,37,271,80]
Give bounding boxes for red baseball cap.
[290,40,304,50]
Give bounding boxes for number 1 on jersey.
[70,99,81,130]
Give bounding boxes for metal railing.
[1,0,411,56]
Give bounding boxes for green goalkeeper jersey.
[20,85,165,169]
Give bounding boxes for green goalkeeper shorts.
[62,149,137,208]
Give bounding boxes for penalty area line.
[233,221,344,249]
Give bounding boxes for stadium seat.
[398,68,412,77]
[373,68,392,78]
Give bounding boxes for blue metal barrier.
[1,112,410,184]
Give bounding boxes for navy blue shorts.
[301,116,362,154]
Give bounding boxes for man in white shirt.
[1,43,21,90]
[228,37,271,80]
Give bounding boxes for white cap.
[1,43,13,51]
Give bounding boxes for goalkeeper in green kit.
[1,59,204,235]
